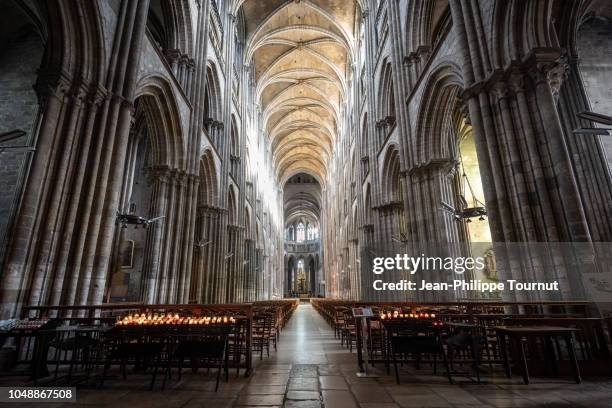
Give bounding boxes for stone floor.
[4,303,612,407]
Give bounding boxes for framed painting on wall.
[120,240,135,269]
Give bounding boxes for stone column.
[557,59,612,242]
[140,168,169,303]
[85,0,152,305]
[180,0,212,303]
[450,1,598,300]
[1,0,152,318]
[1,75,70,317]
[387,0,416,239]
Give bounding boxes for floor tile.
[319,375,348,390]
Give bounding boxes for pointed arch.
[361,113,369,156]
[414,63,464,164]
[230,115,240,157]
[381,144,403,203]
[227,185,238,225]
[245,205,252,239]
[37,1,106,87]
[204,61,223,122]
[405,0,450,55]
[363,183,372,225]
[378,59,396,122]
[199,149,218,207]
[135,75,186,171]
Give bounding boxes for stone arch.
[377,59,396,122]
[198,149,218,207]
[405,0,450,55]
[553,0,608,58]
[112,75,187,303]
[0,0,107,316]
[245,150,251,180]
[147,0,194,56]
[147,0,195,92]
[204,61,223,123]
[552,0,612,241]
[490,0,558,70]
[227,184,238,225]
[414,63,463,164]
[381,144,407,241]
[350,150,356,198]
[230,115,240,156]
[229,115,240,178]
[33,1,106,87]
[412,62,490,250]
[256,220,264,250]
[0,1,46,267]
[381,144,403,203]
[361,113,369,156]
[134,75,186,171]
[363,183,372,225]
[306,254,316,294]
[286,254,296,294]
[245,205,252,239]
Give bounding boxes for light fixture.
[195,239,211,248]
[116,211,165,229]
[577,111,612,126]
[0,130,33,155]
[0,146,36,154]
[572,128,611,136]
[440,201,486,222]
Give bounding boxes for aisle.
[263,302,347,365]
[236,303,365,407]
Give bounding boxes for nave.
[1,0,612,405]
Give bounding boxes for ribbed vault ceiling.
[239,0,358,186]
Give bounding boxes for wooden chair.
[100,326,168,390]
[341,310,357,352]
[383,320,452,384]
[164,328,228,391]
[252,313,273,360]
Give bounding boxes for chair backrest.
[342,310,355,325]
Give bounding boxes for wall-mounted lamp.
[577,110,612,126]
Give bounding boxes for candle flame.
[116,313,237,326]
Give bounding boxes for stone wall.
[577,18,612,173]
[0,30,43,267]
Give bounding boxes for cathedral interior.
[0,0,612,406]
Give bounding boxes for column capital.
[491,81,510,100]
[408,158,455,177]
[34,69,72,103]
[149,165,172,183]
[165,48,182,63]
[508,71,525,94]
[87,85,108,106]
[543,56,570,101]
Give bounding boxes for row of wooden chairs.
[251,300,299,360]
[15,300,299,390]
[312,299,612,383]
